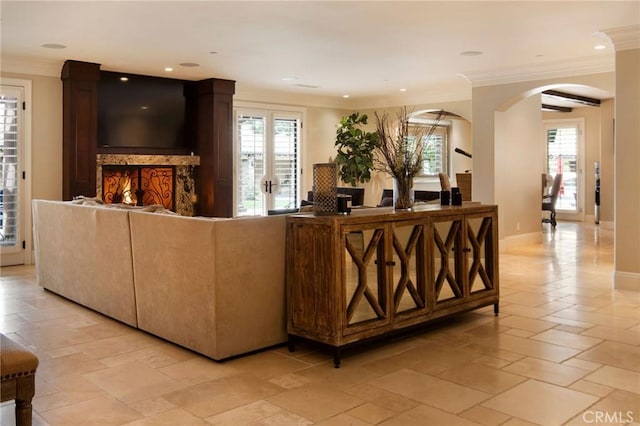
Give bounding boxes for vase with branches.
[374,107,445,209]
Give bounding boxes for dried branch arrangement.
[373,106,445,179]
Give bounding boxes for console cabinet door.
[430,215,466,311]
[430,212,498,314]
[465,212,498,298]
[389,219,428,322]
[341,223,389,336]
[341,218,430,337]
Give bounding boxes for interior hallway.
[1,222,638,425]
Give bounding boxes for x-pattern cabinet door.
[341,219,429,335]
[389,219,428,321]
[430,215,466,310]
[342,224,389,335]
[465,212,498,297]
[429,212,498,313]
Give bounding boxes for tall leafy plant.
[334,112,379,186]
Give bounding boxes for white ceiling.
[2,1,638,106]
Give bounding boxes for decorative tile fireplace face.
[102,166,175,209]
[96,154,200,216]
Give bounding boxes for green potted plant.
[334,112,379,186]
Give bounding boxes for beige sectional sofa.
[32,200,288,360]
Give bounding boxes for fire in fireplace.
[102,166,175,210]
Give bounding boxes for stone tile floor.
[1,222,638,425]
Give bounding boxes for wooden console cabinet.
[286,204,499,367]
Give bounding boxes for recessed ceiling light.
[594,44,606,50]
[164,67,173,72]
[460,50,483,56]
[120,77,129,82]
[343,94,350,98]
[179,62,200,67]
[41,43,66,49]
[399,88,407,92]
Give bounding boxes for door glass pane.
[0,93,19,247]
[237,115,265,216]
[272,118,298,210]
[546,126,578,212]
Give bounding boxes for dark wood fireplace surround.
[61,60,236,217]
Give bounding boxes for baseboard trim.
[500,232,541,252]
[598,220,614,230]
[614,271,640,291]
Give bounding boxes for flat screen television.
[98,71,195,153]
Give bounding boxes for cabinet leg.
[494,303,499,316]
[333,348,341,368]
[288,335,295,353]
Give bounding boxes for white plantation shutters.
[236,109,300,216]
[0,92,19,247]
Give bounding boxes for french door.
[235,108,301,216]
[543,119,584,221]
[1,84,26,266]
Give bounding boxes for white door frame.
[1,78,33,265]
[233,102,304,216]
[542,118,585,222]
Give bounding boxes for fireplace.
[97,154,200,216]
[102,166,175,209]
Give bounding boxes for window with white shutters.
[0,94,19,246]
[421,128,448,176]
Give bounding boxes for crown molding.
[0,55,62,77]
[463,55,614,87]
[348,87,472,111]
[599,25,640,51]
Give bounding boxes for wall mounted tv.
[98,71,196,153]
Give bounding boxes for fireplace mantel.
[97,154,200,167]
[97,154,200,216]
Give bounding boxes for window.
[406,123,449,177]
[421,127,448,176]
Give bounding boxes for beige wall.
[614,47,640,290]
[302,106,350,199]
[2,71,63,201]
[495,95,543,239]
